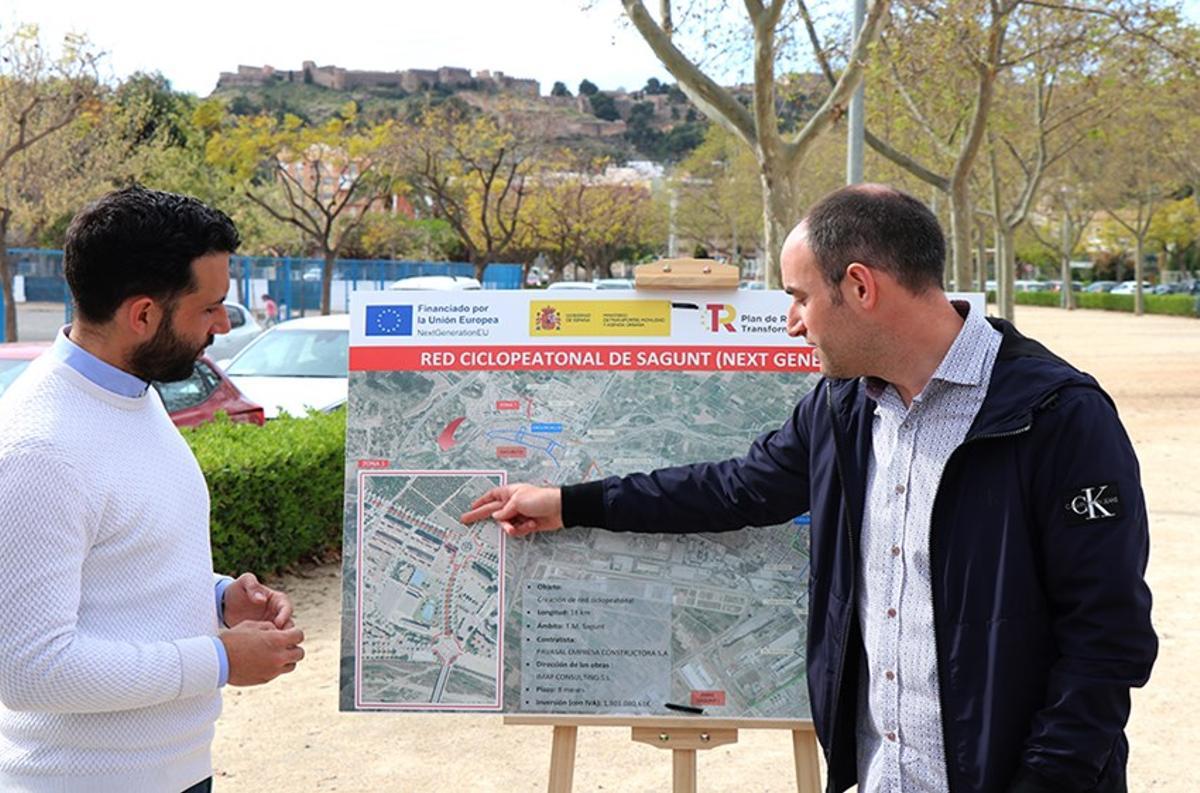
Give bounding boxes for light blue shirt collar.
[50,327,150,398]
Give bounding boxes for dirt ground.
[211,305,1199,792]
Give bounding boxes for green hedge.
[1068,292,1198,317]
[1012,291,1061,307]
[183,409,346,575]
[989,291,1200,316]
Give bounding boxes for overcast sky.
[3,0,676,96]
[6,1,1199,97]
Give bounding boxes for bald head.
[782,221,809,264]
[787,184,946,295]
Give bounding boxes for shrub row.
[986,290,1199,317]
[1012,291,1061,307]
[1017,291,1199,316]
[184,409,346,575]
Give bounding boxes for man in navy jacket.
[463,185,1156,793]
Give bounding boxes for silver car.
[208,301,264,365]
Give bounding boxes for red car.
[0,342,265,427]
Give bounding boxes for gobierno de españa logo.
[536,305,561,331]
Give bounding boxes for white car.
[223,314,349,419]
[207,301,263,365]
[594,278,635,290]
[389,275,481,290]
[545,280,597,290]
[1110,280,1152,295]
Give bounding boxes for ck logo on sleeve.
[1063,483,1122,525]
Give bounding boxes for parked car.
[1110,280,1153,295]
[1085,280,1118,293]
[1152,283,1190,295]
[739,279,766,290]
[207,300,263,365]
[545,280,598,290]
[0,342,264,426]
[1013,279,1049,292]
[388,275,481,290]
[223,313,349,419]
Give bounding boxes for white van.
[388,275,482,290]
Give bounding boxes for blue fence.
[4,249,524,334]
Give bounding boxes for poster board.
[339,289,823,718]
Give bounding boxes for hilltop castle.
[217,61,540,97]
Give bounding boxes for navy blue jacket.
[563,319,1156,793]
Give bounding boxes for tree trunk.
[761,168,799,289]
[1134,236,1145,316]
[472,255,488,283]
[1001,227,1017,321]
[992,225,1017,322]
[1060,215,1075,311]
[948,184,974,292]
[0,212,15,342]
[993,226,1005,318]
[1060,254,1075,311]
[974,222,987,292]
[321,250,335,316]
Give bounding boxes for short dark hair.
[802,185,945,295]
[64,185,240,323]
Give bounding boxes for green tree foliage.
[522,153,660,281]
[643,77,667,95]
[114,72,191,147]
[384,103,537,280]
[551,81,572,97]
[626,99,707,162]
[343,213,459,260]
[0,24,101,340]
[578,78,599,96]
[588,92,620,121]
[671,125,763,263]
[206,104,395,314]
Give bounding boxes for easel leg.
[672,748,697,793]
[792,729,821,793]
[547,725,578,793]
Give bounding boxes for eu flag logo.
[365,305,413,337]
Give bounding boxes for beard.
[129,305,212,383]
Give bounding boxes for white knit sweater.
[0,354,221,792]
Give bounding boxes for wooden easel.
[503,714,820,793]
[504,259,822,793]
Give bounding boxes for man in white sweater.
[0,186,305,793]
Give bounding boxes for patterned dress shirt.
[856,304,1002,792]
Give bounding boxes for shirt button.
[886,608,897,618]
[894,484,906,495]
[885,670,895,681]
[890,545,901,557]
[885,731,897,742]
